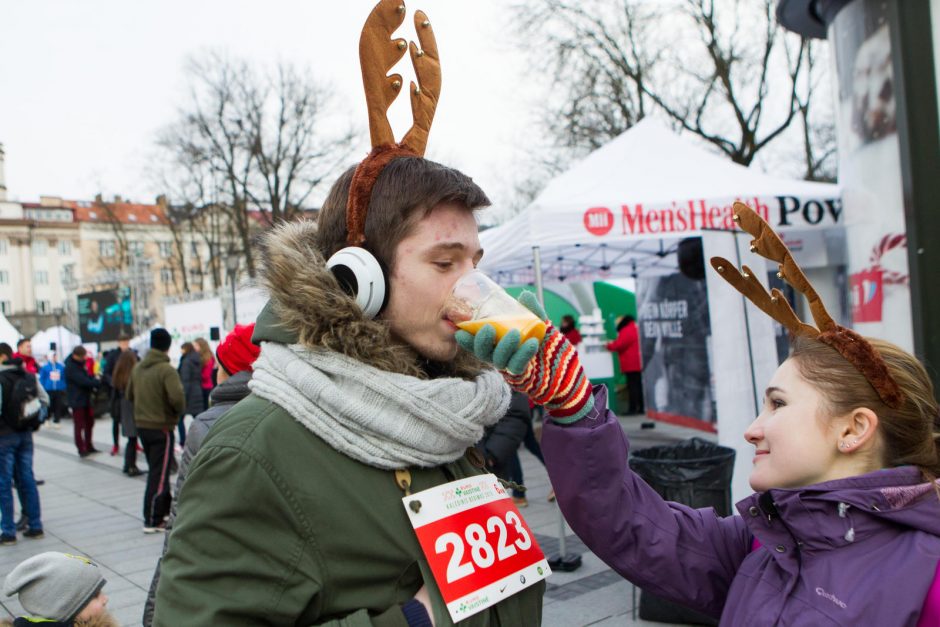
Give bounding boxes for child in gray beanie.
[2,552,116,626]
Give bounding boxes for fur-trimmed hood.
[257,220,486,380]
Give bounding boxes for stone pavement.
[0,414,714,626]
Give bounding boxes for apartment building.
[0,192,243,338]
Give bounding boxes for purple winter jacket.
[542,386,940,626]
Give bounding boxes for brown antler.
[708,258,818,338]
[359,0,409,148]
[710,201,904,409]
[731,201,837,333]
[401,10,440,156]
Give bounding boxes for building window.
[35,270,49,285]
[99,240,116,258]
[128,241,145,256]
[32,239,48,255]
[159,242,173,258]
[57,239,72,255]
[160,267,174,284]
[36,300,51,314]
[0,302,11,315]
[0,239,7,255]
[0,270,7,285]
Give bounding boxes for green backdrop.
[505,283,638,414]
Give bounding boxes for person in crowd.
[507,402,553,505]
[153,7,546,614]
[193,337,215,410]
[0,343,46,544]
[2,551,116,626]
[476,391,531,506]
[606,314,644,415]
[142,323,260,626]
[102,333,132,456]
[64,346,100,458]
[175,342,203,448]
[127,329,184,534]
[457,204,940,624]
[559,314,582,346]
[11,339,37,376]
[39,352,67,429]
[153,163,543,623]
[110,350,141,477]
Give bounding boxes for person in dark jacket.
[142,323,260,626]
[101,333,132,456]
[476,391,530,485]
[64,346,100,458]
[0,343,47,544]
[127,329,185,533]
[175,342,203,447]
[110,350,141,476]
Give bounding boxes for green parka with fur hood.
[152,222,544,626]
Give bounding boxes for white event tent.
[480,118,842,285]
[479,119,843,503]
[31,326,83,358]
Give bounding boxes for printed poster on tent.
[636,272,715,431]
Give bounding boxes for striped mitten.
[503,323,592,424]
[455,291,593,424]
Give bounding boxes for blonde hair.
[790,336,940,479]
[194,338,213,367]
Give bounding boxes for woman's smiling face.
[743,358,842,492]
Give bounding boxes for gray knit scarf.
[249,343,511,469]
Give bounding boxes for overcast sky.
[0,0,544,216]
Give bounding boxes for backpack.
[0,370,42,429]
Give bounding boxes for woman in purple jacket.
[456,208,940,625]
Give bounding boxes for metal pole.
[534,245,582,571]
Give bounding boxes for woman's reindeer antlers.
[710,201,903,409]
[710,201,836,338]
[359,0,441,155]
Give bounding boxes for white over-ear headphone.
[326,246,389,319]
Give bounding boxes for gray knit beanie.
[2,552,106,621]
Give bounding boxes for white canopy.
[479,118,841,284]
[0,312,20,347]
[31,325,83,358]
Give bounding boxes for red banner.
[851,268,884,323]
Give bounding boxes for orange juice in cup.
[448,270,548,347]
[456,316,547,344]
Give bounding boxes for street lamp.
[225,254,240,327]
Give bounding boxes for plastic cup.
[446,270,547,344]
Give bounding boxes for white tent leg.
[534,245,583,571]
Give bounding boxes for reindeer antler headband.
[710,201,904,409]
[346,0,441,247]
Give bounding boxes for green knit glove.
[456,291,593,424]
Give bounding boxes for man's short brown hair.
[316,157,490,271]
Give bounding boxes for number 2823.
[434,511,532,583]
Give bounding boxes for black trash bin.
[628,437,736,626]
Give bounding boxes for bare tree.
[514,0,835,172]
[157,51,357,277]
[797,40,837,182]
[96,198,130,272]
